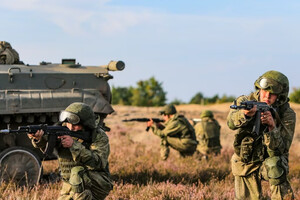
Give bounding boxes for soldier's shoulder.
[284,105,296,117]
[235,95,250,103]
[93,127,109,141]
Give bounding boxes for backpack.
[202,120,220,139]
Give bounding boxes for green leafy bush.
[112,77,167,107]
[289,87,300,104]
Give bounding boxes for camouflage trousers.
[234,172,294,200]
[160,137,197,160]
[196,145,221,156]
[58,167,112,200]
[58,182,93,200]
[232,154,294,200]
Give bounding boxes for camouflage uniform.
[194,110,222,157]
[0,41,20,64]
[0,41,20,148]
[31,102,113,200]
[150,104,198,160]
[227,71,295,200]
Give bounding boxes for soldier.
[147,104,198,160]
[0,41,21,149]
[0,41,20,64]
[28,102,113,200]
[227,70,295,199]
[194,110,222,160]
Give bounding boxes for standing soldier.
[227,71,295,199]
[194,110,222,160]
[147,104,198,160]
[28,102,113,200]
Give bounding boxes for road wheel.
[0,146,43,187]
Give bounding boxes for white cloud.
[0,0,110,35]
[89,10,155,35]
[0,0,278,38]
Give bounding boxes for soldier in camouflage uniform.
[0,41,21,149]
[147,104,198,160]
[0,41,20,64]
[29,102,113,200]
[194,110,222,159]
[227,71,295,200]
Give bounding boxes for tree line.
[112,77,300,106]
[111,77,235,106]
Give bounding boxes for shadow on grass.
[111,167,230,185]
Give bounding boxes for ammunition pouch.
[262,156,285,186]
[69,166,91,193]
[240,136,254,163]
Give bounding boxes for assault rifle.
[0,124,91,156]
[230,100,274,136]
[122,118,164,131]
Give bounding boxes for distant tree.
[131,77,167,106]
[189,92,235,105]
[111,86,133,105]
[218,94,236,103]
[169,98,185,105]
[206,94,219,104]
[289,87,300,104]
[189,92,204,104]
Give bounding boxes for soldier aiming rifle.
[146,104,198,160]
[227,70,295,200]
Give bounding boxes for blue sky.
[1,0,300,102]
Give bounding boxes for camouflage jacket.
[31,127,112,181]
[151,114,197,143]
[227,91,296,175]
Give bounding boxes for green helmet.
[64,102,96,129]
[160,104,177,115]
[200,110,214,118]
[254,70,289,103]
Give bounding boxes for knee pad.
[69,166,85,193]
[264,156,286,185]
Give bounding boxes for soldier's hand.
[244,105,257,117]
[261,111,275,131]
[58,135,74,148]
[27,129,44,141]
[147,119,153,127]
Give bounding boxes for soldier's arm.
[227,95,254,130]
[30,134,48,152]
[152,120,183,137]
[69,130,110,171]
[264,107,296,154]
[194,123,205,140]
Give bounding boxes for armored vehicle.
[0,41,124,186]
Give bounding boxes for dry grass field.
[1,103,300,199]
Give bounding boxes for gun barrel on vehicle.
[103,60,125,71]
